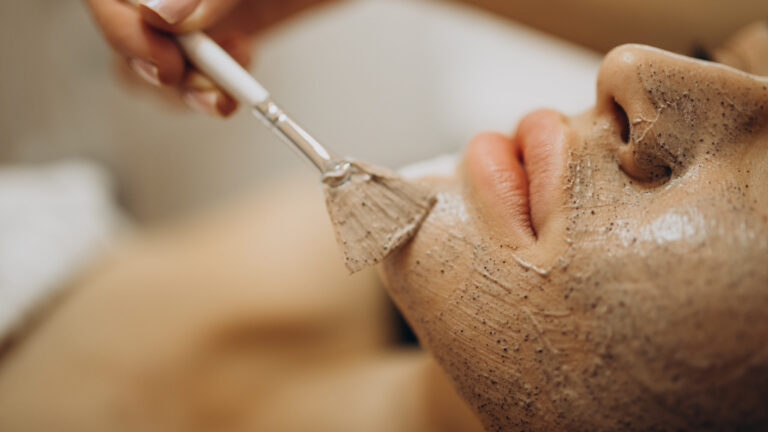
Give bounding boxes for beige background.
[2,1,765,222]
[459,0,768,54]
[0,0,604,222]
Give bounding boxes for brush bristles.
[324,161,436,273]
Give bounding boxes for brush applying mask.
[172,32,436,273]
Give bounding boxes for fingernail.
[139,0,201,25]
[128,58,161,86]
[183,89,222,117]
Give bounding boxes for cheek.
[382,191,600,429]
[381,192,475,333]
[562,157,768,423]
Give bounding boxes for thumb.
[138,0,241,32]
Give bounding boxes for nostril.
[612,99,630,143]
[659,165,672,178]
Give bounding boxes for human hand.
[85,0,330,116]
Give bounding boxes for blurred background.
[0,1,767,429]
[3,0,601,222]
[0,1,604,338]
[2,0,766,220]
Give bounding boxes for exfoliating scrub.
[383,44,768,431]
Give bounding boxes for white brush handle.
[122,0,268,105]
[176,31,341,173]
[122,1,340,173]
[177,32,270,107]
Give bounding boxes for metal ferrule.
[253,98,341,174]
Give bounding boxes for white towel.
[0,159,124,342]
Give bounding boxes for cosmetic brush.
[173,32,435,273]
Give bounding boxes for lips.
[464,109,568,244]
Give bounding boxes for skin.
[0,180,483,431]
[84,0,332,116]
[382,44,768,431]
[49,4,768,429]
[714,21,768,77]
[323,161,436,273]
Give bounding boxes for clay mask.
[382,44,768,431]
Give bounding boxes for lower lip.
[464,109,567,242]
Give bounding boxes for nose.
[595,44,768,181]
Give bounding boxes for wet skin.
[382,44,768,431]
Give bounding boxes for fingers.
[138,0,242,32]
[86,0,186,86]
[178,32,251,117]
[133,0,251,116]
[87,0,327,118]
[137,0,201,26]
[87,0,253,117]
[180,71,237,117]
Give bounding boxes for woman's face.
[382,44,768,430]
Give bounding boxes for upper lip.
[464,109,567,245]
